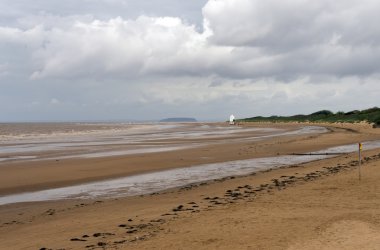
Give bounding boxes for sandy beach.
[3,0,380,249]
[0,122,380,249]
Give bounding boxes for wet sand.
[0,123,320,196]
[0,123,380,249]
[0,123,374,196]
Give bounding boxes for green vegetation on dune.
[240,107,380,126]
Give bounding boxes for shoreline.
[0,123,307,196]
[2,138,380,206]
[1,123,379,197]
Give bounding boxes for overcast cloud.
[0,0,379,121]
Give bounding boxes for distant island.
[239,107,380,127]
[159,117,197,122]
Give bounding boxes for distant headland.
[159,117,197,122]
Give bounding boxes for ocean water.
[0,122,199,161]
[0,122,320,163]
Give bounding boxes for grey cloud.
[3,0,380,82]
[203,0,380,49]
[0,0,207,28]
[1,0,380,121]
[201,0,380,79]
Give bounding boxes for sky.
[1,0,380,122]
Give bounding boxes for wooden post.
[359,143,362,181]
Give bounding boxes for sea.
[0,122,292,163]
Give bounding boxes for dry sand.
[0,123,380,249]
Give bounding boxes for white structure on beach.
[229,114,235,125]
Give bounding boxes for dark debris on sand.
[45,153,380,249]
